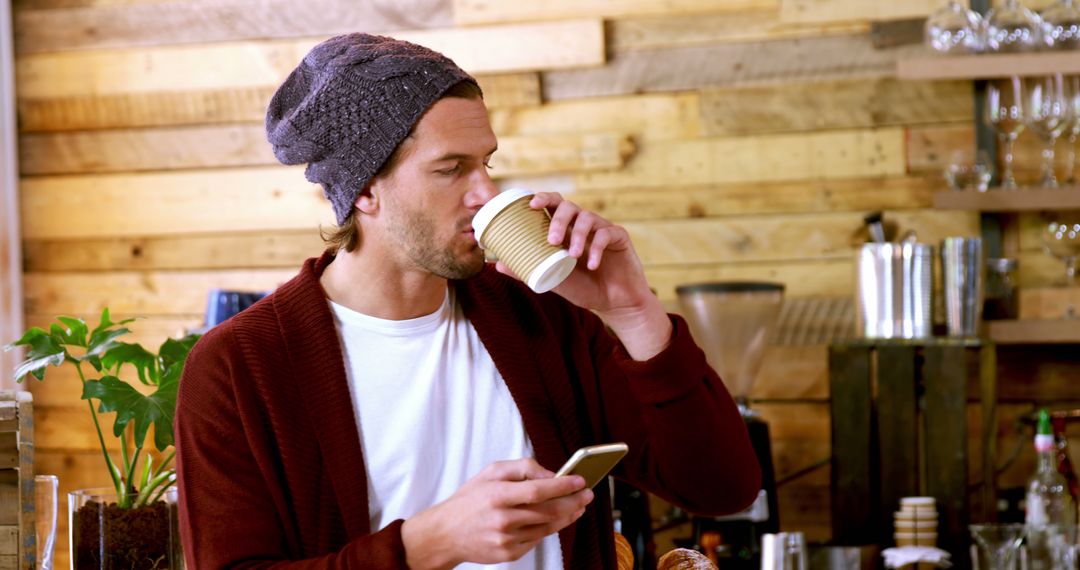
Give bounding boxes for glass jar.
[69,487,183,570]
[984,257,1019,320]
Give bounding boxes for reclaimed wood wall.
[9,0,1079,566]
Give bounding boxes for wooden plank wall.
[11,0,1077,566]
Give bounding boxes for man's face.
[367,96,500,280]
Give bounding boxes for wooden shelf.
[989,319,1080,344]
[897,51,1080,80]
[932,186,1080,211]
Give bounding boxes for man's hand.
[494,192,673,360]
[401,458,593,569]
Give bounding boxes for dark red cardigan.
[175,252,760,569]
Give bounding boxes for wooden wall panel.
[14,0,453,54]
[575,128,906,190]
[542,34,921,101]
[625,210,978,266]
[779,0,940,25]
[21,167,329,238]
[23,270,292,315]
[609,10,866,52]
[451,0,772,25]
[17,73,540,132]
[570,176,938,221]
[645,259,853,301]
[16,19,604,98]
[489,92,701,142]
[23,232,325,272]
[19,127,633,176]
[701,79,971,136]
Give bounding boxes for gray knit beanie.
[266,33,481,225]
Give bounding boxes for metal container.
[855,242,933,339]
[941,237,985,337]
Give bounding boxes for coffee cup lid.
[472,188,535,248]
[528,250,577,293]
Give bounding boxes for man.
[175,33,760,569]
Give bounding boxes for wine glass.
[1065,75,1080,185]
[1025,75,1071,188]
[985,0,1043,52]
[1041,0,1080,50]
[970,524,1026,570]
[1042,214,1080,284]
[945,148,994,192]
[986,77,1026,190]
[926,1,985,53]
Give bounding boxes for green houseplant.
[4,308,200,570]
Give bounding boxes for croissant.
[615,533,635,570]
[657,548,719,570]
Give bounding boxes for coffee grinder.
[676,282,785,568]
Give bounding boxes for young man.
[175,33,760,569]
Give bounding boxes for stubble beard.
[393,206,485,281]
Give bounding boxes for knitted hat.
[266,33,481,225]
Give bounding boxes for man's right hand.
[401,458,593,569]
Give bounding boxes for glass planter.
[68,487,182,570]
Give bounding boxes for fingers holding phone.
[402,457,594,567]
[555,443,629,489]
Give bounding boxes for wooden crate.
[0,392,35,570]
[829,340,995,569]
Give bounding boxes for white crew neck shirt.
[329,288,562,570]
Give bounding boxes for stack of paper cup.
[895,497,939,549]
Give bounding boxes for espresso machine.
[676,282,785,568]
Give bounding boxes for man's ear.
[355,184,378,215]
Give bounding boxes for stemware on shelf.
[1041,0,1080,50]
[969,523,1026,570]
[926,1,985,53]
[945,148,994,192]
[1042,214,1080,284]
[986,76,1027,190]
[1024,74,1071,188]
[1065,75,1080,185]
[985,0,1044,52]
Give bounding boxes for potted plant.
[4,308,200,570]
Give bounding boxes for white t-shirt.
[330,288,563,570]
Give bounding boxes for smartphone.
[554,443,629,489]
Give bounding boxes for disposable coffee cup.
[472,188,577,293]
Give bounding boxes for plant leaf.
[83,374,179,451]
[6,329,66,382]
[87,327,130,358]
[159,335,200,383]
[101,343,158,385]
[4,327,49,351]
[14,353,65,383]
[56,316,89,348]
